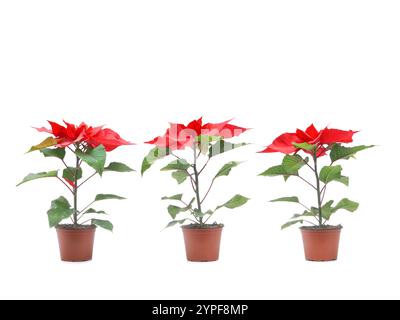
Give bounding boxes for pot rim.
[300,225,342,232]
[181,224,224,230]
[55,224,97,231]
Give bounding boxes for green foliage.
[281,220,303,230]
[40,148,66,160]
[259,155,308,180]
[47,196,74,227]
[171,171,189,184]
[76,145,106,176]
[141,147,170,175]
[27,137,58,152]
[164,219,187,229]
[215,161,242,178]
[161,194,183,201]
[94,194,126,202]
[161,159,191,171]
[216,194,250,210]
[319,165,342,184]
[330,144,374,162]
[17,171,58,186]
[104,162,135,173]
[209,140,247,157]
[62,167,82,182]
[270,196,299,203]
[92,219,113,231]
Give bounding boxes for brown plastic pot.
[182,225,223,262]
[56,225,96,262]
[300,226,342,261]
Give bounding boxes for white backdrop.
[0,0,399,300]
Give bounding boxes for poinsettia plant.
[259,124,373,229]
[142,117,250,228]
[17,121,134,231]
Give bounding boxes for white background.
[0,0,399,300]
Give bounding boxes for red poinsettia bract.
[260,124,356,157]
[146,117,248,151]
[35,120,133,151]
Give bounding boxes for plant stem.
[73,153,79,225]
[192,145,203,225]
[78,171,97,188]
[296,175,317,190]
[201,177,216,205]
[56,177,74,194]
[313,153,323,226]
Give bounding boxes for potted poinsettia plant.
[17,121,134,262]
[259,124,373,261]
[142,117,250,262]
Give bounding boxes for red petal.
[63,120,77,140]
[202,120,248,138]
[295,129,311,141]
[48,121,66,138]
[88,128,134,151]
[319,128,357,144]
[186,117,203,136]
[305,124,319,139]
[259,133,301,154]
[33,126,53,134]
[64,178,75,188]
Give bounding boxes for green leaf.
[282,155,308,172]
[47,196,74,228]
[319,165,342,184]
[217,194,250,210]
[94,194,126,202]
[172,171,189,184]
[196,135,222,155]
[334,175,349,186]
[215,161,242,178]
[195,135,222,142]
[291,210,316,219]
[161,194,183,201]
[76,145,106,176]
[281,220,303,230]
[259,155,307,179]
[321,200,335,220]
[17,170,58,187]
[104,162,135,173]
[209,140,248,157]
[27,137,58,152]
[167,205,189,219]
[161,159,190,171]
[333,198,359,213]
[40,148,66,160]
[92,219,113,232]
[330,144,374,163]
[259,165,289,177]
[84,208,107,215]
[141,147,170,175]
[62,167,82,182]
[270,196,299,203]
[164,219,187,229]
[293,142,316,152]
[166,198,194,218]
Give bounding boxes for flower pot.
[56,225,96,262]
[182,225,223,262]
[300,226,342,261]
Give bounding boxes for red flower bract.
[35,120,133,151]
[260,124,356,157]
[146,117,248,151]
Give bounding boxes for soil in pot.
[56,224,96,262]
[182,224,224,262]
[300,225,342,262]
